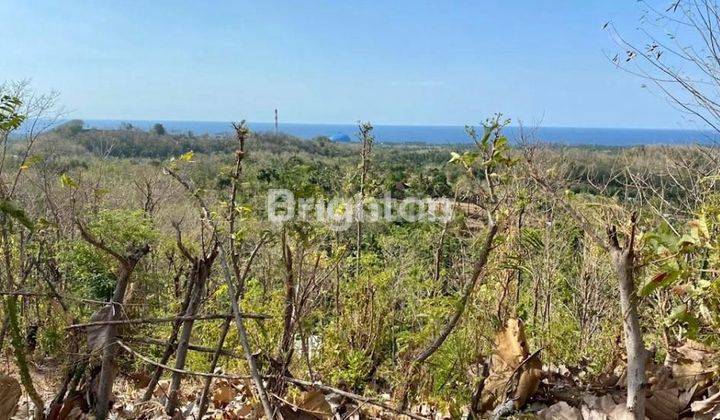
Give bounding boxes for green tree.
[0,84,55,420]
[151,123,166,135]
[54,119,84,137]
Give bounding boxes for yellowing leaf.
[179,151,195,162]
[59,173,78,188]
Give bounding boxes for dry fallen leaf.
[298,390,332,417]
[481,318,542,412]
[645,388,683,420]
[212,379,238,409]
[125,371,151,389]
[538,401,582,420]
[671,339,716,390]
[0,373,21,419]
[153,379,171,405]
[676,340,714,362]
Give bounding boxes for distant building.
[329,133,352,142]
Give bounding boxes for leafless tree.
[525,144,647,419]
[607,0,720,138]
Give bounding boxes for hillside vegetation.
[1,92,719,419]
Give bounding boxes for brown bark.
[67,312,269,330]
[218,122,274,418]
[92,246,150,420]
[76,217,151,419]
[355,122,373,278]
[163,122,274,418]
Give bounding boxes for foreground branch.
[66,312,270,329]
[397,222,499,410]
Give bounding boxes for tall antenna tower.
[274,108,278,136]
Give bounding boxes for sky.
[0,0,696,128]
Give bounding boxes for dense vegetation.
[5,3,720,412]
[1,83,719,419]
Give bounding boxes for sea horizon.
[76,118,720,146]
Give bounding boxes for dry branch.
[123,336,241,358]
[117,340,251,380]
[116,340,428,420]
[66,312,270,330]
[0,290,144,306]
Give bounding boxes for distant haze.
[81,119,720,146]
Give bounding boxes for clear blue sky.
[0,0,690,128]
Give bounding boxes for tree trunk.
[166,256,215,415]
[141,278,195,402]
[218,248,275,418]
[276,234,295,390]
[5,296,44,420]
[608,215,645,420]
[94,265,131,420]
[197,317,232,419]
[198,239,262,419]
[93,245,149,420]
[614,253,646,419]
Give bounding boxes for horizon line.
[72,117,717,133]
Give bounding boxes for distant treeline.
[34,119,705,204]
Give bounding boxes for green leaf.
[640,269,679,296]
[0,95,26,132]
[461,151,478,167]
[0,199,34,231]
[668,304,700,338]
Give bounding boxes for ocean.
[80,119,720,146]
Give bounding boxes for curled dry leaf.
[277,390,333,419]
[298,390,332,417]
[481,318,542,412]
